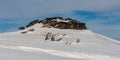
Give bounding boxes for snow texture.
[0,23,120,60]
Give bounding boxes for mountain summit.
[19,17,87,30]
[0,17,120,60]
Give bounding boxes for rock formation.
[26,20,40,27]
[21,17,87,30]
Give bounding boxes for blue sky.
[0,0,120,40]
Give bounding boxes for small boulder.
[64,18,73,20]
[21,31,27,34]
[26,20,40,27]
[51,17,63,20]
[28,29,34,32]
[18,27,25,30]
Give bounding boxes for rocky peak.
[19,17,87,30]
[45,17,63,20]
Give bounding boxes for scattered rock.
[64,18,73,20]
[26,20,40,27]
[21,31,27,34]
[18,27,25,30]
[76,38,80,43]
[28,29,35,32]
[56,38,62,41]
[51,35,55,41]
[55,22,68,29]
[45,32,52,41]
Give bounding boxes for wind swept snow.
[0,45,120,60]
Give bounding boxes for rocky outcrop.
[24,17,87,30]
[28,29,35,32]
[18,27,25,30]
[41,17,87,30]
[26,20,40,27]
[44,17,63,20]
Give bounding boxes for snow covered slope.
[0,23,120,60]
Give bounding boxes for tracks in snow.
[0,45,120,60]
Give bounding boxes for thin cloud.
[0,0,120,18]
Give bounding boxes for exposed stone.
[76,38,80,43]
[39,20,43,23]
[28,29,35,32]
[64,18,73,20]
[44,24,51,28]
[18,27,25,30]
[21,31,27,34]
[25,17,87,30]
[51,17,63,20]
[26,20,40,27]
[51,35,55,41]
[42,20,51,24]
[55,22,68,29]
[45,17,63,20]
[49,21,57,27]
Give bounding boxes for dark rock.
[25,17,87,30]
[42,19,51,24]
[55,22,68,29]
[26,20,40,27]
[51,35,55,41]
[39,20,43,23]
[49,21,57,27]
[28,29,34,32]
[76,39,80,43]
[44,17,63,20]
[43,24,51,28]
[56,38,63,41]
[51,17,63,20]
[64,18,73,20]
[18,27,25,30]
[21,31,27,34]
[44,18,53,20]
[45,33,50,40]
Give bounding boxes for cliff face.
[21,17,87,30]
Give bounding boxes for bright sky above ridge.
[0,0,120,40]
